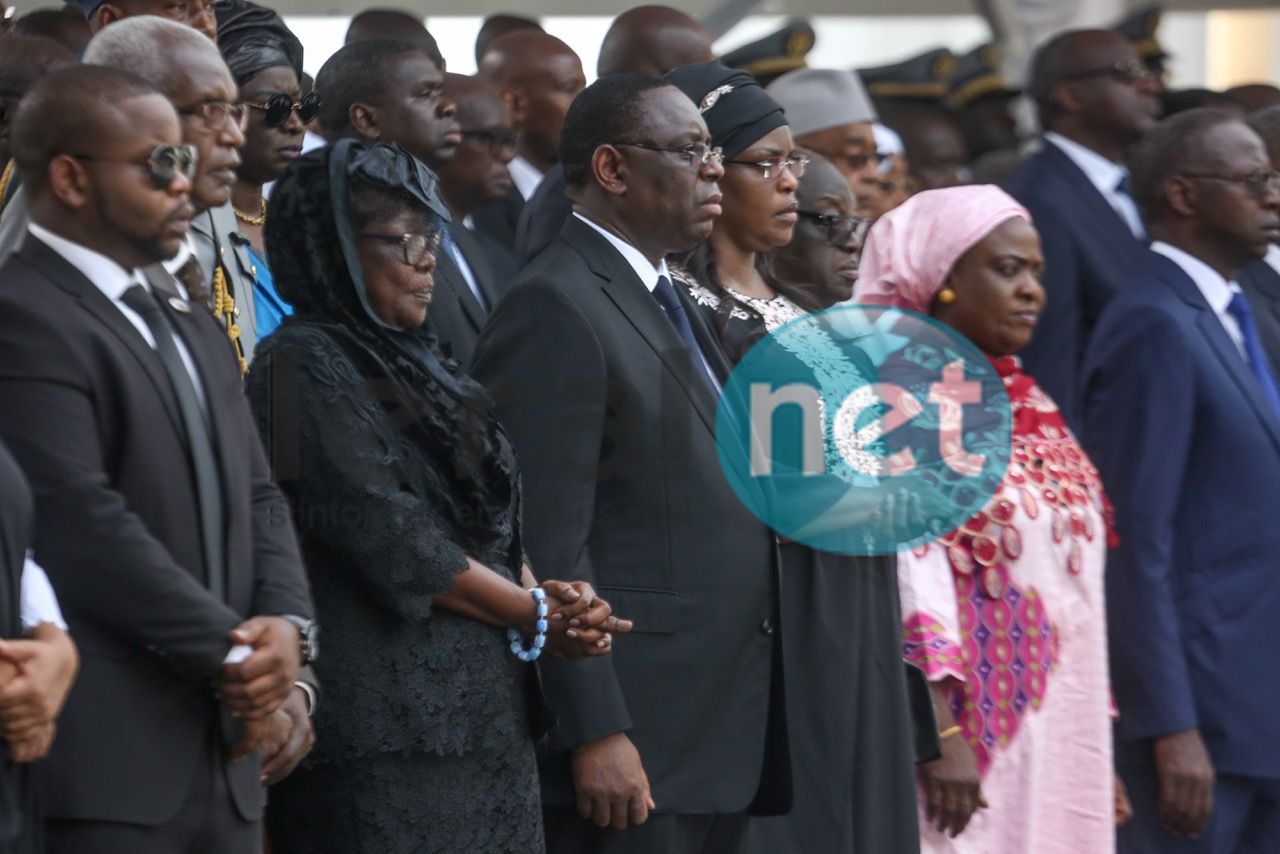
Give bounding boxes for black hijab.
[265,142,510,521]
[664,60,787,160]
[215,0,304,87]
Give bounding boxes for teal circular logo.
[715,305,1012,555]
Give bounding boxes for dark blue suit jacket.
[1083,252,1280,778]
[1005,141,1151,432]
[1239,256,1280,382]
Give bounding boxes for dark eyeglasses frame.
[460,128,520,156]
[612,141,724,170]
[796,210,869,247]
[1178,170,1280,198]
[1062,59,1159,86]
[177,100,249,133]
[724,154,810,181]
[243,92,321,129]
[358,230,445,267]
[70,143,199,190]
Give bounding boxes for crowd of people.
[0,1,1277,853]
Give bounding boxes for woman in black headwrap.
[247,141,627,854]
[663,60,922,854]
[215,0,315,340]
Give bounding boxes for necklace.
[233,198,267,227]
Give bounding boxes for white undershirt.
[1045,132,1146,241]
[1152,241,1246,358]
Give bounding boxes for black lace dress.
[247,322,544,854]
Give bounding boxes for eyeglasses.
[244,92,320,129]
[1063,59,1158,86]
[613,141,724,170]
[177,100,249,133]
[724,154,810,181]
[796,210,869,247]
[1179,170,1280,198]
[460,128,519,156]
[358,230,445,267]
[70,143,199,190]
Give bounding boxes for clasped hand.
[0,623,79,763]
[539,581,632,660]
[216,616,301,720]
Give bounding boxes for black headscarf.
[664,60,788,160]
[265,142,506,519]
[215,0,304,86]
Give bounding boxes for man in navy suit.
[1240,106,1280,378]
[1084,109,1280,853]
[1005,28,1160,431]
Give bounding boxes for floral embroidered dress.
[901,356,1115,854]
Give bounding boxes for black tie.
[120,285,226,600]
[652,275,719,395]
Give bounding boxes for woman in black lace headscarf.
[247,140,626,854]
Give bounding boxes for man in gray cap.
[767,68,882,214]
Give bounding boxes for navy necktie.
[1226,290,1280,420]
[1114,174,1147,241]
[120,284,226,599]
[652,275,719,395]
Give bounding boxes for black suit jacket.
[470,185,524,255]
[1004,141,1152,432]
[514,164,572,266]
[471,216,783,814]
[0,236,313,826]
[424,237,490,367]
[453,223,514,309]
[1239,257,1280,382]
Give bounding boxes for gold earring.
[937,288,957,305]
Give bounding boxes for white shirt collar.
[572,212,669,292]
[27,222,141,299]
[1151,241,1241,313]
[1266,244,1280,278]
[508,156,545,202]
[1044,131,1128,199]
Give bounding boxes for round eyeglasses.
[244,92,321,129]
[71,143,199,190]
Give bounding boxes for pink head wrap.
[853,185,1031,313]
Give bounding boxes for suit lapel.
[435,249,487,332]
[1157,257,1280,454]
[562,218,721,435]
[452,225,504,310]
[18,238,187,443]
[1044,145,1146,262]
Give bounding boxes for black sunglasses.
[71,143,199,190]
[796,210,869,247]
[244,92,320,129]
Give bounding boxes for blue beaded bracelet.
[508,587,548,662]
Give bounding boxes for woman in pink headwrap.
[856,185,1126,853]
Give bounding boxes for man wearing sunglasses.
[0,63,314,853]
[1239,106,1280,380]
[439,73,521,304]
[1005,28,1162,434]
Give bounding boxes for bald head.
[443,73,505,128]
[479,30,578,86]
[346,8,442,67]
[479,30,586,169]
[475,13,542,65]
[597,5,714,77]
[1247,105,1280,168]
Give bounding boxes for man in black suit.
[471,74,785,854]
[315,39,502,366]
[1004,29,1161,431]
[514,5,714,265]
[0,65,315,852]
[1241,105,1280,378]
[439,73,521,302]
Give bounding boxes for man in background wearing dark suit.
[0,65,315,852]
[439,73,521,302]
[1005,28,1160,432]
[514,5,714,265]
[1240,105,1280,378]
[1084,109,1280,853]
[472,74,785,854]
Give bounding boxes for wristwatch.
[281,614,319,665]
